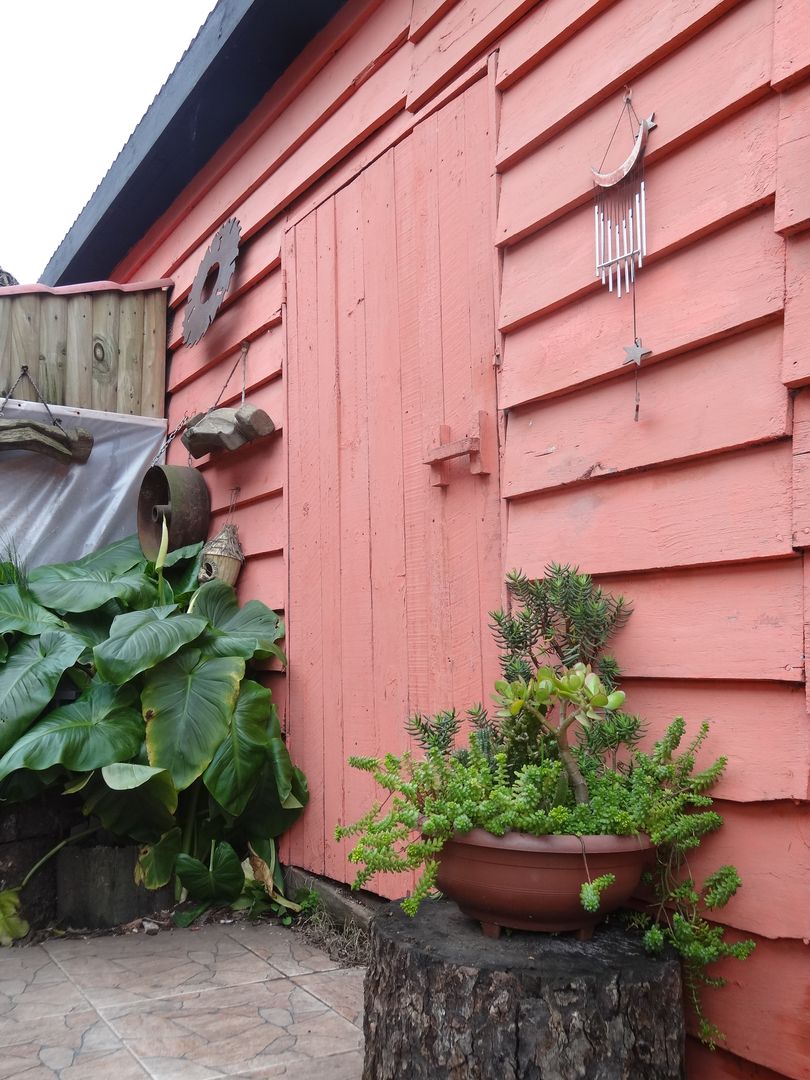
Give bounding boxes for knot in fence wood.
[363,900,684,1080]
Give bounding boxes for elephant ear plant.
[0,534,307,937]
[337,564,753,1048]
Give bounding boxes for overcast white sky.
[1,1,219,284]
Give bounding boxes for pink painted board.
[284,215,327,875]
[622,677,810,802]
[206,493,284,557]
[313,198,345,883]
[496,0,743,168]
[405,113,454,713]
[437,92,486,707]
[500,209,784,407]
[690,801,810,939]
[499,96,778,319]
[506,442,794,574]
[408,0,457,42]
[185,431,284,512]
[495,0,773,243]
[782,232,810,386]
[393,131,433,714]
[236,551,285,611]
[686,1041,790,1080]
[167,271,283,393]
[503,324,788,497]
[332,179,377,885]
[361,152,409,749]
[772,0,810,89]
[495,0,617,89]
[690,933,810,1078]
[167,326,284,414]
[587,562,803,682]
[775,81,810,236]
[406,0,538,111]
[461,75,503,698]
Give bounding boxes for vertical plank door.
[285,77,503,890]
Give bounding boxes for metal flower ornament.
[592,91,655,419]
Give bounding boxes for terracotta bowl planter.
[435,829,654,939]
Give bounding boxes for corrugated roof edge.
[40,0,253,287]
[0,279,174,297]
[41,0,345,287]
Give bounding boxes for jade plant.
[337,564,753,1048]
[0,534,307,935]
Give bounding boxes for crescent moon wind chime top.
[592,95,656,299]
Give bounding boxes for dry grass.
[293,904,371,967]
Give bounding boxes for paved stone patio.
[0,924,365,1079]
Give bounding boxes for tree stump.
[363,900,684,1080]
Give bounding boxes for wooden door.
[284,78,502,889]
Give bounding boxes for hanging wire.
[0,366,63,427]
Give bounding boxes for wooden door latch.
[424,411,496,487]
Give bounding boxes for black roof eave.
[41,0,346,286]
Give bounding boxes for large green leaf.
[0,889,28,946]
[0,681,142,780]
[0,637,6,664]
[135,826,182,890]
[93,607,206,685]
[203,681,273,816]
[0,631,85,755]
[82,764,177,843]
[143,650,245,791]
[72,535,145,574]
[233,763,309,840]
[0,585,62,635]
[162,541,204,570]
[266,703,294,805]
[175,841,244,903]
[28,565,157,613]
[189,581,286,662]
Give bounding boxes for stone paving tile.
[292,968,365,1028]
[102,979,363,1079]
[225,924,342,977]
[0,1007,149,1077]
[229,1047,364,1078]
[0,945,88,1031]
[44,926,283,1009]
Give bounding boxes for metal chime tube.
[628,203,636,282]
[607,214,613,292]
[596,204,604,276]
[635,192,642,268]
[640,180,647,257]
[622,217,630,293]
[615,219,621,298]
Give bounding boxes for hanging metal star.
[622,339,652,367]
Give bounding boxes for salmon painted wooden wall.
[110,0,810,1075]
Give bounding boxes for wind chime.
[592,91,656,419]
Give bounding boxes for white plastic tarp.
[0,397,166,568]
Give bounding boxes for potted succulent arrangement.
[337,565,753,1046]
[0,532,308,938]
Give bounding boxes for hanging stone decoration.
[183,217,241,347]
[198,522,245,586]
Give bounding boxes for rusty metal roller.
[137,464,211,560]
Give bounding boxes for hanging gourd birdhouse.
[198,523,245,586]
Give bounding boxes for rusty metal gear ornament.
[183,217,241,347]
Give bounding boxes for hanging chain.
[151,413,190,467]
[150,340,250,467]
[0,366,63,426]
